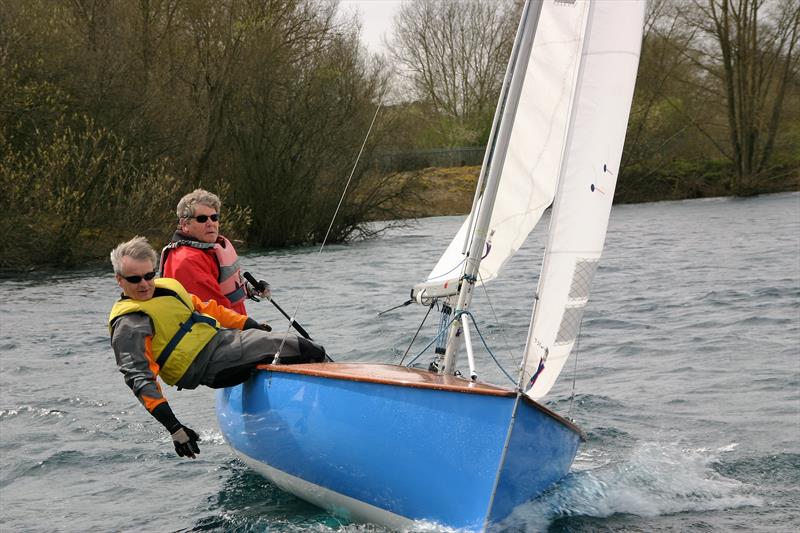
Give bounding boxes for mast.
[441,0,544,375]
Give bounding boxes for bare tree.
[623,0,694,172]
[681,0,800,193]
[389,0,517,146]
[0,0,404,269]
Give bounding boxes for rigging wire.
[273,84,389,359]
[405,309,516,386]
[477,272,520,374]
[404,314,454,368]
[459,310,516,385]
[567,322,584,420]
[398,302,436,366]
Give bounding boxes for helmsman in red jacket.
[160,188,266,315]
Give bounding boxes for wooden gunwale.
[256,362,584,438]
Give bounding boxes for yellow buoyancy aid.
[108,278,219,385]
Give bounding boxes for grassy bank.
[390,163,800,218]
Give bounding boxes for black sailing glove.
[243,272,271,300]
[171,425,201,459]
[255,279,271,300]
[243,317,272,332]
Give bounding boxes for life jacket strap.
[156,312,218,369]
[167,239,215,251]
[225,284,246,304]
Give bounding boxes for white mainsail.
[422,1,590,290]
[524,1,646,399]
[412,0,645,395]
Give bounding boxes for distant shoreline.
[1,171,797,275]
[386,165,800,219]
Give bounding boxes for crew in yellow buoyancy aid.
[108,236,326,459]
[108,277,220,386]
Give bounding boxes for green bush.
[0,115,180,269]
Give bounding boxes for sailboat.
[216,0,645,530]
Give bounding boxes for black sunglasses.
[121,271,157,283]
[190,213,220,223]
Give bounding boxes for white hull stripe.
[235,451,420,530]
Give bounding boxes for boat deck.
[256,362,516,397]
[255,362,585,438]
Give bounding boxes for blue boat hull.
[216,363,582,531]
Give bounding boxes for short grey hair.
[176,188,222,223]
[110,236,158,274]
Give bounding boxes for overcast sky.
[339,0,403,54]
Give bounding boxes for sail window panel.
[554,305,585,345]
[521,1,647,401]
[568,259,599,300]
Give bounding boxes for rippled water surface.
[1,192,798,532]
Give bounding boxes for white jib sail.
[423,1,590,288]
[524,0,646,400]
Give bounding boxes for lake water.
[1,192,798,532]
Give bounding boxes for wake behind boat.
[217,0,646,530]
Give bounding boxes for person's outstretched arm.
[111,313,201,458]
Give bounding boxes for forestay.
[524,1,646,399]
